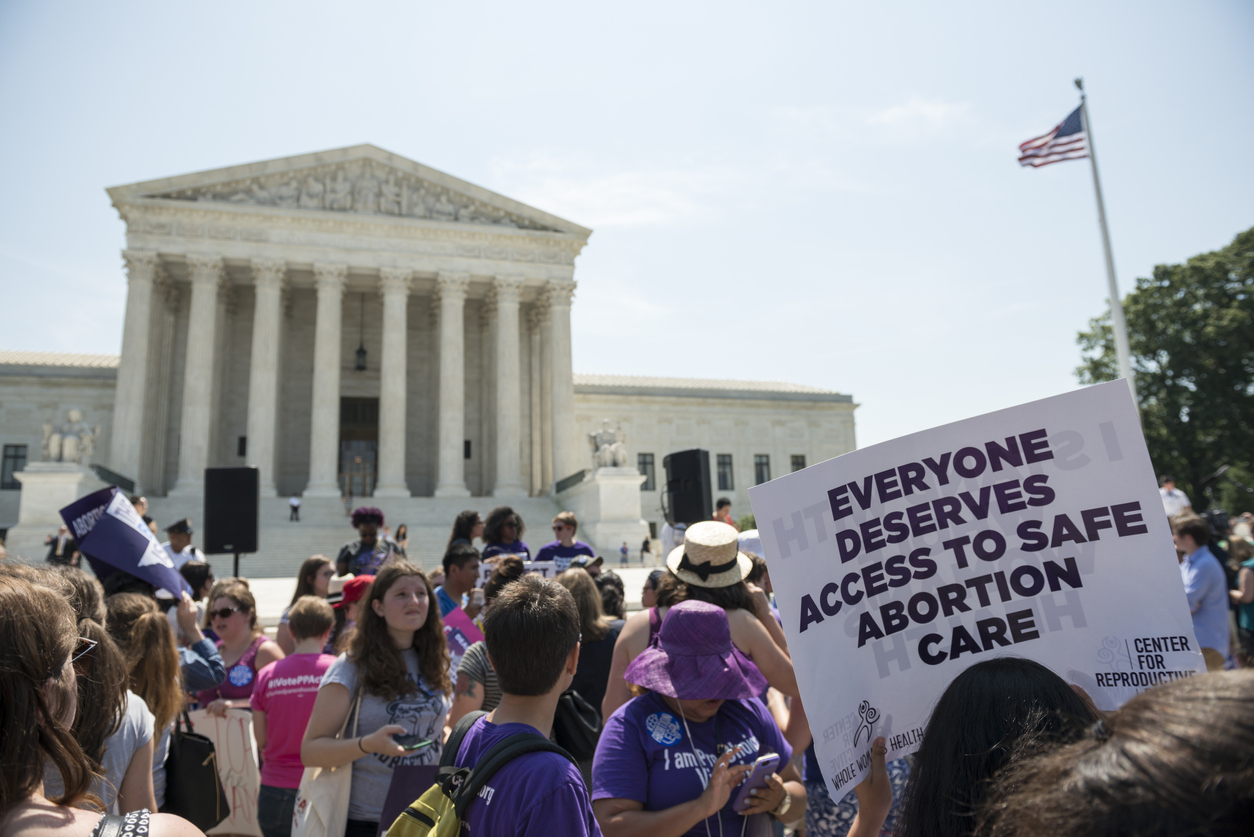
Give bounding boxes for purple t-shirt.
[482,540,531,562]
[454,716,601,837]
[592,692,791,837]
[534,540,596,571]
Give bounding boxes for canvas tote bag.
[292,689,362,837]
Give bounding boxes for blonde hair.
[106,594,181,735]
[555,568,613,643]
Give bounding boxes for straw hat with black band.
[666,520,753,588]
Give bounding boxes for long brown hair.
[105,593,182,734]
[655,570,757,613]
[50,567,128,767]
[0,575,95,813]
[348,562,451,698]
[291,555,332,606]
[555,568,614,643]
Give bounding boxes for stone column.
[528,307,545,496]
[434,272,470,497]
[374,267,413,497]
[492,275,526,496]
[245,259,286,496]
[546,279,579,487]
[110,250,160,488]
[304,264,347,497]
[169,255,224,497]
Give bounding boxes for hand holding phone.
[731,753,781,812]
[392,732,433,751]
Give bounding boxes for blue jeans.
[257,785,298,837]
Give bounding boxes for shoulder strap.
[440,710,488,768]
[91,813,127,837]
[451,733,577,818]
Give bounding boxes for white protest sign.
[748,382,1204,798]
[477,559,558,586]
[189,709,263,837]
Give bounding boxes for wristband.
[358,736,368,754]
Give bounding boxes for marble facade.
[104,145,589,500]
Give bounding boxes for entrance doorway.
[339,397,378,498]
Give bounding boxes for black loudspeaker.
[663,449,712,526]
[204,467,259,555]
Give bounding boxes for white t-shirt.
[1161,487,1191,518]
[319,651,450,823]
[289,496,301,508]
[44,690,154,813]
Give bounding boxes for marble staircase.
[144,494,568,577]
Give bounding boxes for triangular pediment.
[107,145,588,237]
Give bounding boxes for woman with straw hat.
[602,521,797,719]
[592,600,807,837]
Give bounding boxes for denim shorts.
[257,784,298,837]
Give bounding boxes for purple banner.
[60,486,191,595]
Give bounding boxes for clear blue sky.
[2,1,1251,448]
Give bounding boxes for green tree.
[1076,226,1254,515]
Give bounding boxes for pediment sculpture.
[42,409,100,465]
[147,159,554,231]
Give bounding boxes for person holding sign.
[602,522,797,720]
[196,583,285,714]
[592,600,806,837]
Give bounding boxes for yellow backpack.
[385,711,577,837]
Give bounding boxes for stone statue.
[432,192,458,221]
[229,181,272,204]
[42,409,100,465]
[299,175,325,209]
[274,179,300,208]
[379,176,402,215]
[354,173,380,214]
[590,419,628,468]
[327,169,353,211]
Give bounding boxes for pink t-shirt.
[250,652,337,788]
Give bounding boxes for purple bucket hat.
[624,600,768,700]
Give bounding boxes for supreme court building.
[0,146,857,570]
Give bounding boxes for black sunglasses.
[209,606,242,620]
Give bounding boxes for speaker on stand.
[662,449,712,526]
[204,467,259,577]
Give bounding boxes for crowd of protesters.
[2,493,1251,837]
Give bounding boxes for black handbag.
[552,689,601,763]
[159,710,229,831]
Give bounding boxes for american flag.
[1018,106,1088,168]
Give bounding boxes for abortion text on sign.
[748,382,1204,796]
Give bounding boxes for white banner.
[189,708,263,837]
[477,559,559,586]
[748,382,1204,797]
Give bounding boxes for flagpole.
[1075,77,1138,406]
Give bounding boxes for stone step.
[144,494,572,578]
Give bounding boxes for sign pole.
[1076,77,1138,408]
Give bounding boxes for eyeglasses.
[209,606,242,620]
[503,520,519,529]
[552,524,568,531]
[71,636,98,663]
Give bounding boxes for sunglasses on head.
[71,636,98,663]
[209,605,242,620]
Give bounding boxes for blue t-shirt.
[482,540,531,562]
[435,585,459,618]
[593,692,790,837]
[455,716,601,836]
[534,540,596,571]
[1180,546,1229,652]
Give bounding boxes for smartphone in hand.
[392,733,434,751]
[731,753,781,812]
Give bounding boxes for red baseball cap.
[334,575,374,610]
